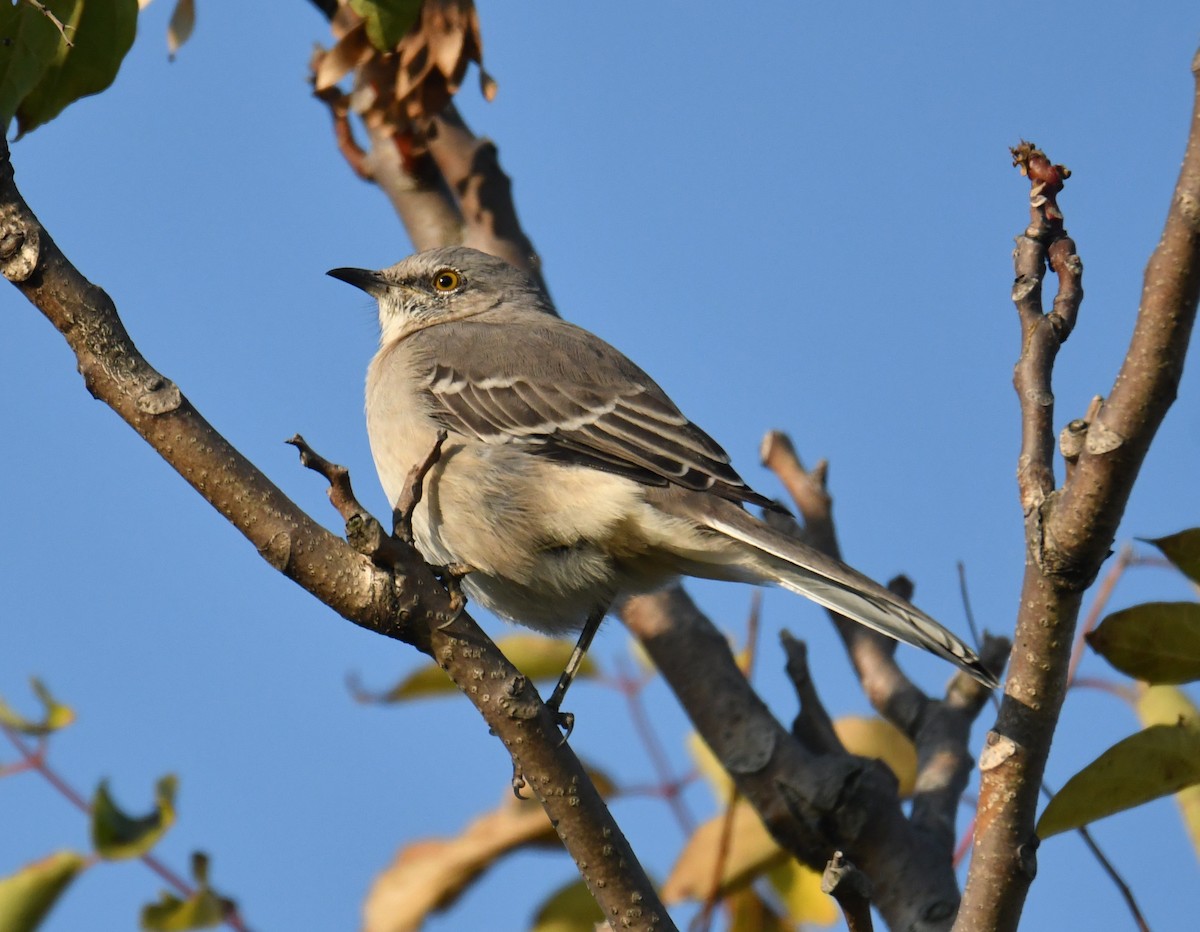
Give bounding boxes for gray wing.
[409,314,777,510]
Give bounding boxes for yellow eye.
[431,269,461,292]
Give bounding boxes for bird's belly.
[409,445,675,633]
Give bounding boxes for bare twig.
[960,56,1200,927]
[1072,824,1152,932]
[391,428,447,540]
[1029,775,1152,932]
[286,434,407,567]
[1009,140,1080,519]
[24,0,73,46]
[695,594,764,932]
[760,430,929,731]
[614,658,695,835]
[780,632,843,754]
[313,86,374,181]
[822,852,874,932]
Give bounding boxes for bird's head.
[328,246,551,344]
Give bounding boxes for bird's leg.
[433,561,475,623]
[546,605,607,738]
[392,428,448,544]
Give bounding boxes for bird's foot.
[432,562,474,619]
[511,760,530,800]
[546,696,575,744]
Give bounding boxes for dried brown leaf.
[166,0,194,60]
[318,0,493,157]
[362,794,560,932]
[314,22,372,92]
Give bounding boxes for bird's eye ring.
[431,269,462,293]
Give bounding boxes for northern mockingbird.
[330,246,998,714]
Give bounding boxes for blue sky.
[3,2,1199,929]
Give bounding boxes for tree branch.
[760,430,1006,859]
[958,52,1200,931]
[822,852,875,932]
[761,431,930,728]
[0,136,671,932]
[425,104,550,295]
[621,587,963,930]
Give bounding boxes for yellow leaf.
[367,634,597,703]
[1137,685,1200,860]
[768,859,839,926]
[0,677,75,736]
[834,716,918,797]
[661,801,787,903]
[726,887,791,932]
[687,731,733,803]
[0,851,86,932]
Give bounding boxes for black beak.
[327,267,387,297]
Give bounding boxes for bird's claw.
[511,761,530,799]
[434,562,474,615]
[548,703,574,744]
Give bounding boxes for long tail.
[705,505,999,688]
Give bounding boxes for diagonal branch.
[0,136,671,932]
[958,50,1200,932]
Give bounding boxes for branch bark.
[761,431,1008,861]
[957,53,1200,931]
[622,586,972,930]
[0,136,671,932]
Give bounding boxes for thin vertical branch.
[959,49,1200,930]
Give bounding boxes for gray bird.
[330,246,998,713]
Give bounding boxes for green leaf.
[1137,685,1200,861]
[367,634,597,702]
[1037,720,1200,839]
[1087,602,1200,684]
[348,0,422,51]
[0,851,87,932]
[529,878,604,932]
[0,678,76,736]
[0,0,63,129]
[15,0,139,137]
[1145,528,1200,586]
[140,853,232,931]
[91,775,178,860]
